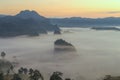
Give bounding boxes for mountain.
[16,10,46,21]
[0,14,8,18]
[50,17,120,27]
[0,10,60,37]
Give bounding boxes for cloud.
[105,11,120,14]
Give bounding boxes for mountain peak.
[19,10,38,15]
[16,10,45,20]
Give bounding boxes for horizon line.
[0,10,120,19]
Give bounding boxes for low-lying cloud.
[104,11,120,14]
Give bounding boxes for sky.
[0,0,120,18]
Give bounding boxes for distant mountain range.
[50,17,120,27]
[1,10,120,37]
[0,14,9,18]
[0,10,60,37]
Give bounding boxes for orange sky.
[0,0,120,18]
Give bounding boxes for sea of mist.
[0,27,120,80]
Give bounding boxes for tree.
[30,70,44,80]
[1,51,6,59]
[23,68,28,74]
[50,71,63,80]
[6,69,10,75]
[65,78,71,80]
[103,75,111,80]
[29,68,34,76]
[0,73,4,80]
[10,65,15,74]
[18,68,23,74]
[11,74,21,80]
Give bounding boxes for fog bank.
[0,28,120,80]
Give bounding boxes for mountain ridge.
[0,10,60,37]
[50,17,120,27]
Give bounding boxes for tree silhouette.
[103,75,111,80]
[0,73,4,80]
[6,69,10,75]
[65,78,71,80]
[11,74,22,80]
[23,68,28,74]
[9,65,15,74]
[50,71,63,80]
[1,52,6,59]
[29,69,44,80]
[29,68,34,76]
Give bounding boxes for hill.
[0,10,60,37]
[54,39,76,52]
[50,17,120,27]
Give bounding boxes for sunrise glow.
[0,0,120,18]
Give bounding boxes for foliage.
[50,71,63,80]
[1,52,6,59]
[0,73,4,80]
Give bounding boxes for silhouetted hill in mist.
[54,39,76,52]
[0,10,60,37]
[50,17,120,27]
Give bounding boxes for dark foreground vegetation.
[0,52,68,80]
[1,68,120,80]
[0,67,65,80]
[0,52,119,80]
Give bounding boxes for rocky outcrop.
[54,39,76,52]
[54,30,61,34]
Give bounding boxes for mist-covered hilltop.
[50,17,120,27]
[54,39,76,52]
[0,10,60,37]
